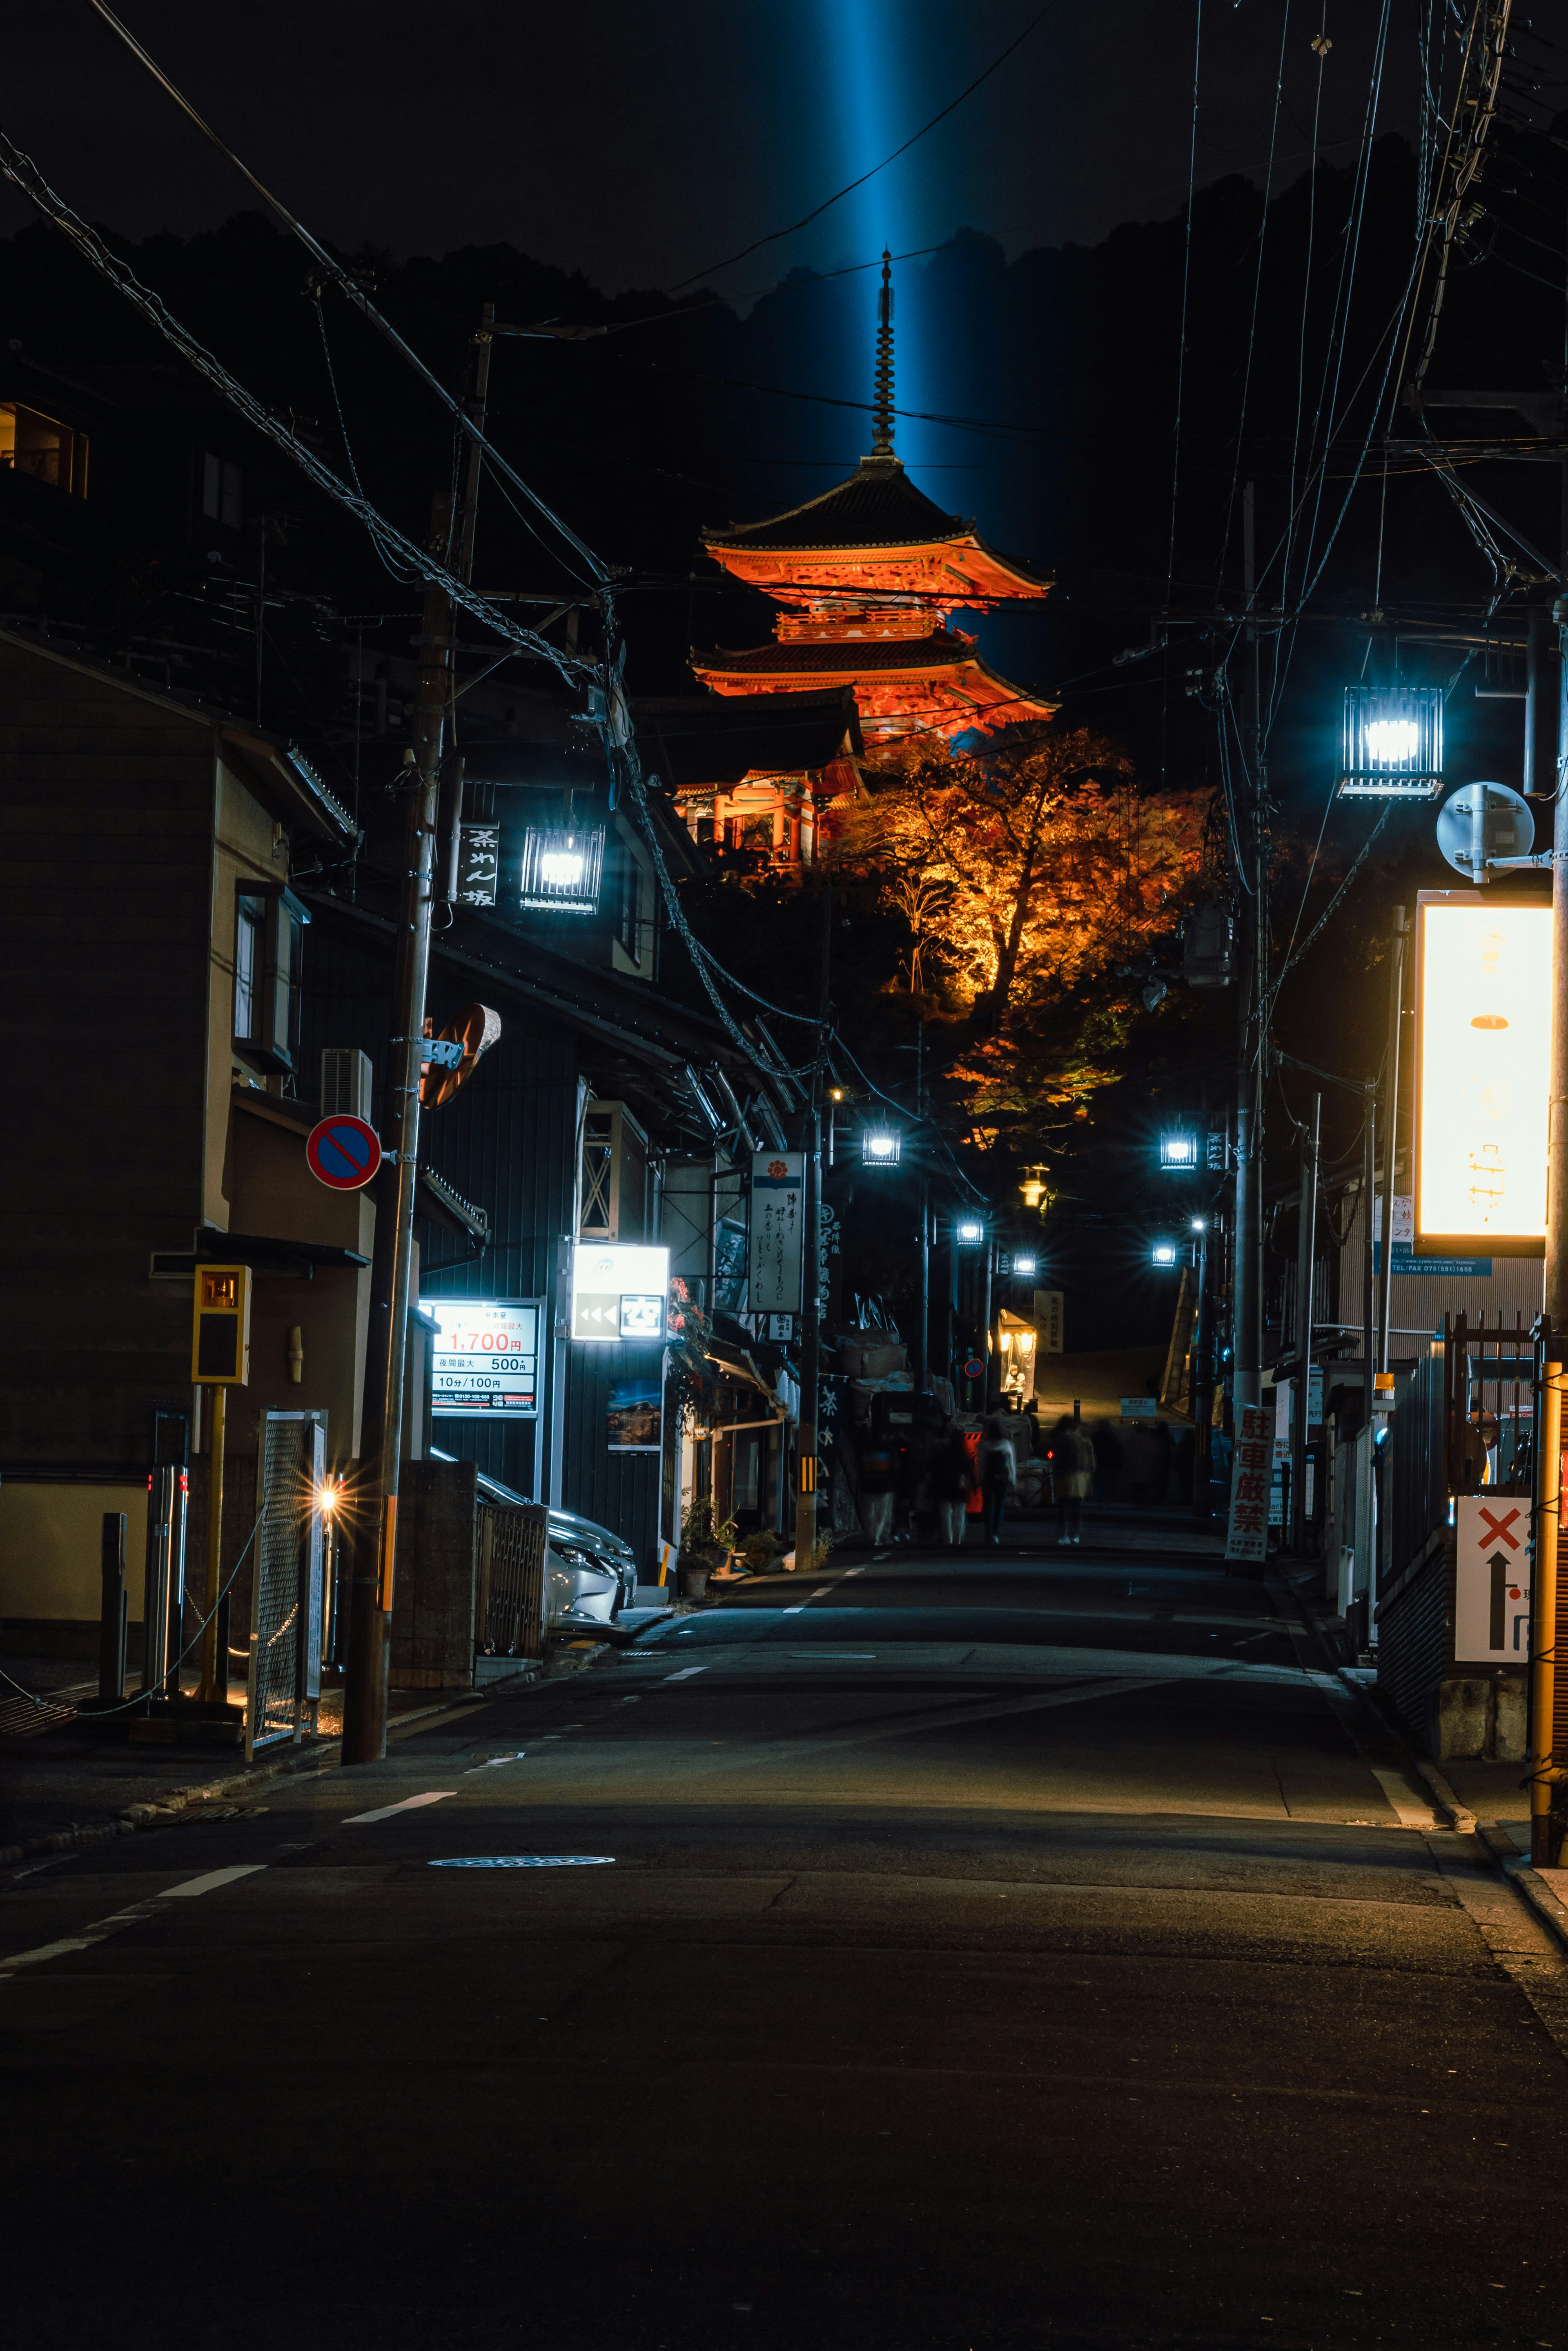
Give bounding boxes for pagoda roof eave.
[704,531,1052,602]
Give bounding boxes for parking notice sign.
[1454,1494,1531,1664]
[424,1297,540,1417]
[1224,1403,1270,1565]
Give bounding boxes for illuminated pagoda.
[691,253,1055,779]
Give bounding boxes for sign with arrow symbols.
[1454,1494,1531,1665]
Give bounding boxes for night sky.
[10,5,1419,357]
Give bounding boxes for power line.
[0,129,586,689]
[1165,0,1204,608]
[80,0,611,585]
[664,4,1060,294]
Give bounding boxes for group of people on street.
[925,1413,1097,1549]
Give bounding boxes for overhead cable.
[0,129,587,688]
[80,0,610,584]
[664,3,1060,293]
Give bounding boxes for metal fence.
[476,1500,547,1660]
[246,1410,325,1759]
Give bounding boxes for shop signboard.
[425,1296,540,1416]
[1414,892,1550,1258]
[749,1151,804,1315]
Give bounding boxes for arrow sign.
[306,1113,382,1191]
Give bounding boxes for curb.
[0,1684,497,1869]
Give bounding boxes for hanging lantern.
[1339,686,1443,798]
[519,825,605,913]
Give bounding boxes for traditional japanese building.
[692,254,1055,763]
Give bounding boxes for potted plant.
[678,1499,735,1599]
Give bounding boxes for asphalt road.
[5,1532,1568,2351]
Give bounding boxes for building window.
[232,886,307,1073]
[0,402,87,496]
[616,849,642,963]
[203,453,244,528]
[234,893,263,1041]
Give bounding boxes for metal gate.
[476,1501,548,1659]
[246,1410,326,1759]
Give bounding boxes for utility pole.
[1290,1092,1321,1556]
[1233,482,1264,1412]
[794,877,832,1570]
[916,1019,929,1401]
[1190,1217,1212,1523]
[342,310,495,1764]
[1376,909,1407,1377]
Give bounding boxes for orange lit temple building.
[675,256,1054,868]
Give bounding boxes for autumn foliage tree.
[824,723,1207,1145]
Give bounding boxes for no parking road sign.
[306,1113,382,1190]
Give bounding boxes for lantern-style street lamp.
[519,825,606,913]
[1158,1129,1199,1171]
[861,1126,902,1168]
[1338,685,1443,799]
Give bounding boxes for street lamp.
[519,824,606,913]
[1338,685,1443,799]
[1158,1129,1199,1170]
[1150,1240,1180,1269]
[1013,1254,1039,1278]
[861,1125,902,1168]
[1018,1164,1049,1209]
[955,1218,986,1247]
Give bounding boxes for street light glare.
[1013,1255,1038,1276]
[1150,1242,1178,1267]
[1364,718,1420,762]
[957,1220,983,1242]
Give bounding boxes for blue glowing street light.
[1338,686,1443,799]
[1150,1240,1180,1269]
[1158,1129,1199,1171]
[861,1126,902,1169]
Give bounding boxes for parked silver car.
[546,1506,637,1634]
[466,1466,639,1638]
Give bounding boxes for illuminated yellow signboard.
[1414,892,1550,1257]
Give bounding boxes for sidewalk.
[0,1655,487,1862]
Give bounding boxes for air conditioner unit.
[320,1048,374,1122]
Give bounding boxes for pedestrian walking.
[1052,1420,1095,1545]
[976,1414,1018,1548]
[930,1423,978,1548]
[856,1435,896,1545]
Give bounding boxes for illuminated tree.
[825,723,1207,1137]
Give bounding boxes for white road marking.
[1,1865,269,1978]
[159,1865,266,1899]
[782,1606,806,1615]
[342,1791,458,1825]
[463,1752,526,1773]
[663,1666,706,1682]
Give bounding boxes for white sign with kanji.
[749,1151,804,1315]
[1224,1402,1271,1565]
[1454,1493,1531,1664]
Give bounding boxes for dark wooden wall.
[1,643,215,1475]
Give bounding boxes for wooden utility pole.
[1531,1358,1564,1867]
[1289,1093,1321,1555]
[1232,482,1264,1413]
[342,308,494,1765]
[1376,910,1407,1376]
[794,878,833,1570]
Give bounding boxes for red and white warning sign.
[1454,1494,1531,1665]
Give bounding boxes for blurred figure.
[976,1414,1018,1548]
[1052,1420,1096,1546]
[930,1422,978,1548]
[856,1433,896,1544]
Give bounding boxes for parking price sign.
[424,1298,541,1417]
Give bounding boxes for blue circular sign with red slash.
[962,1356,984,1381]
[306,1114,382,1190]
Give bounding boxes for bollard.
[100,1512,128,1702]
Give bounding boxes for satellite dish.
[1434,781,1534,879]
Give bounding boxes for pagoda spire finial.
[869,248,897,462]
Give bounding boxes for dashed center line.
[663,1666,706,1682]
[342,1791,458,1825]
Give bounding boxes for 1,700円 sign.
[423,1297,541,1417]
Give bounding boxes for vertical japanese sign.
[1224,1402,1270,1565]
[1035,1289,1065,1354]
[749,1151,804,1315]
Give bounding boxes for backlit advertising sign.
[570,1242,670,1343]
[424,1297,540,1416]
[1415,892,1550,1258]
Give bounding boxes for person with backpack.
[976,1414,1018,1548]
[930,1423,978,1548]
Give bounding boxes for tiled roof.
[704,459,964,553]
[632,688,862,785]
